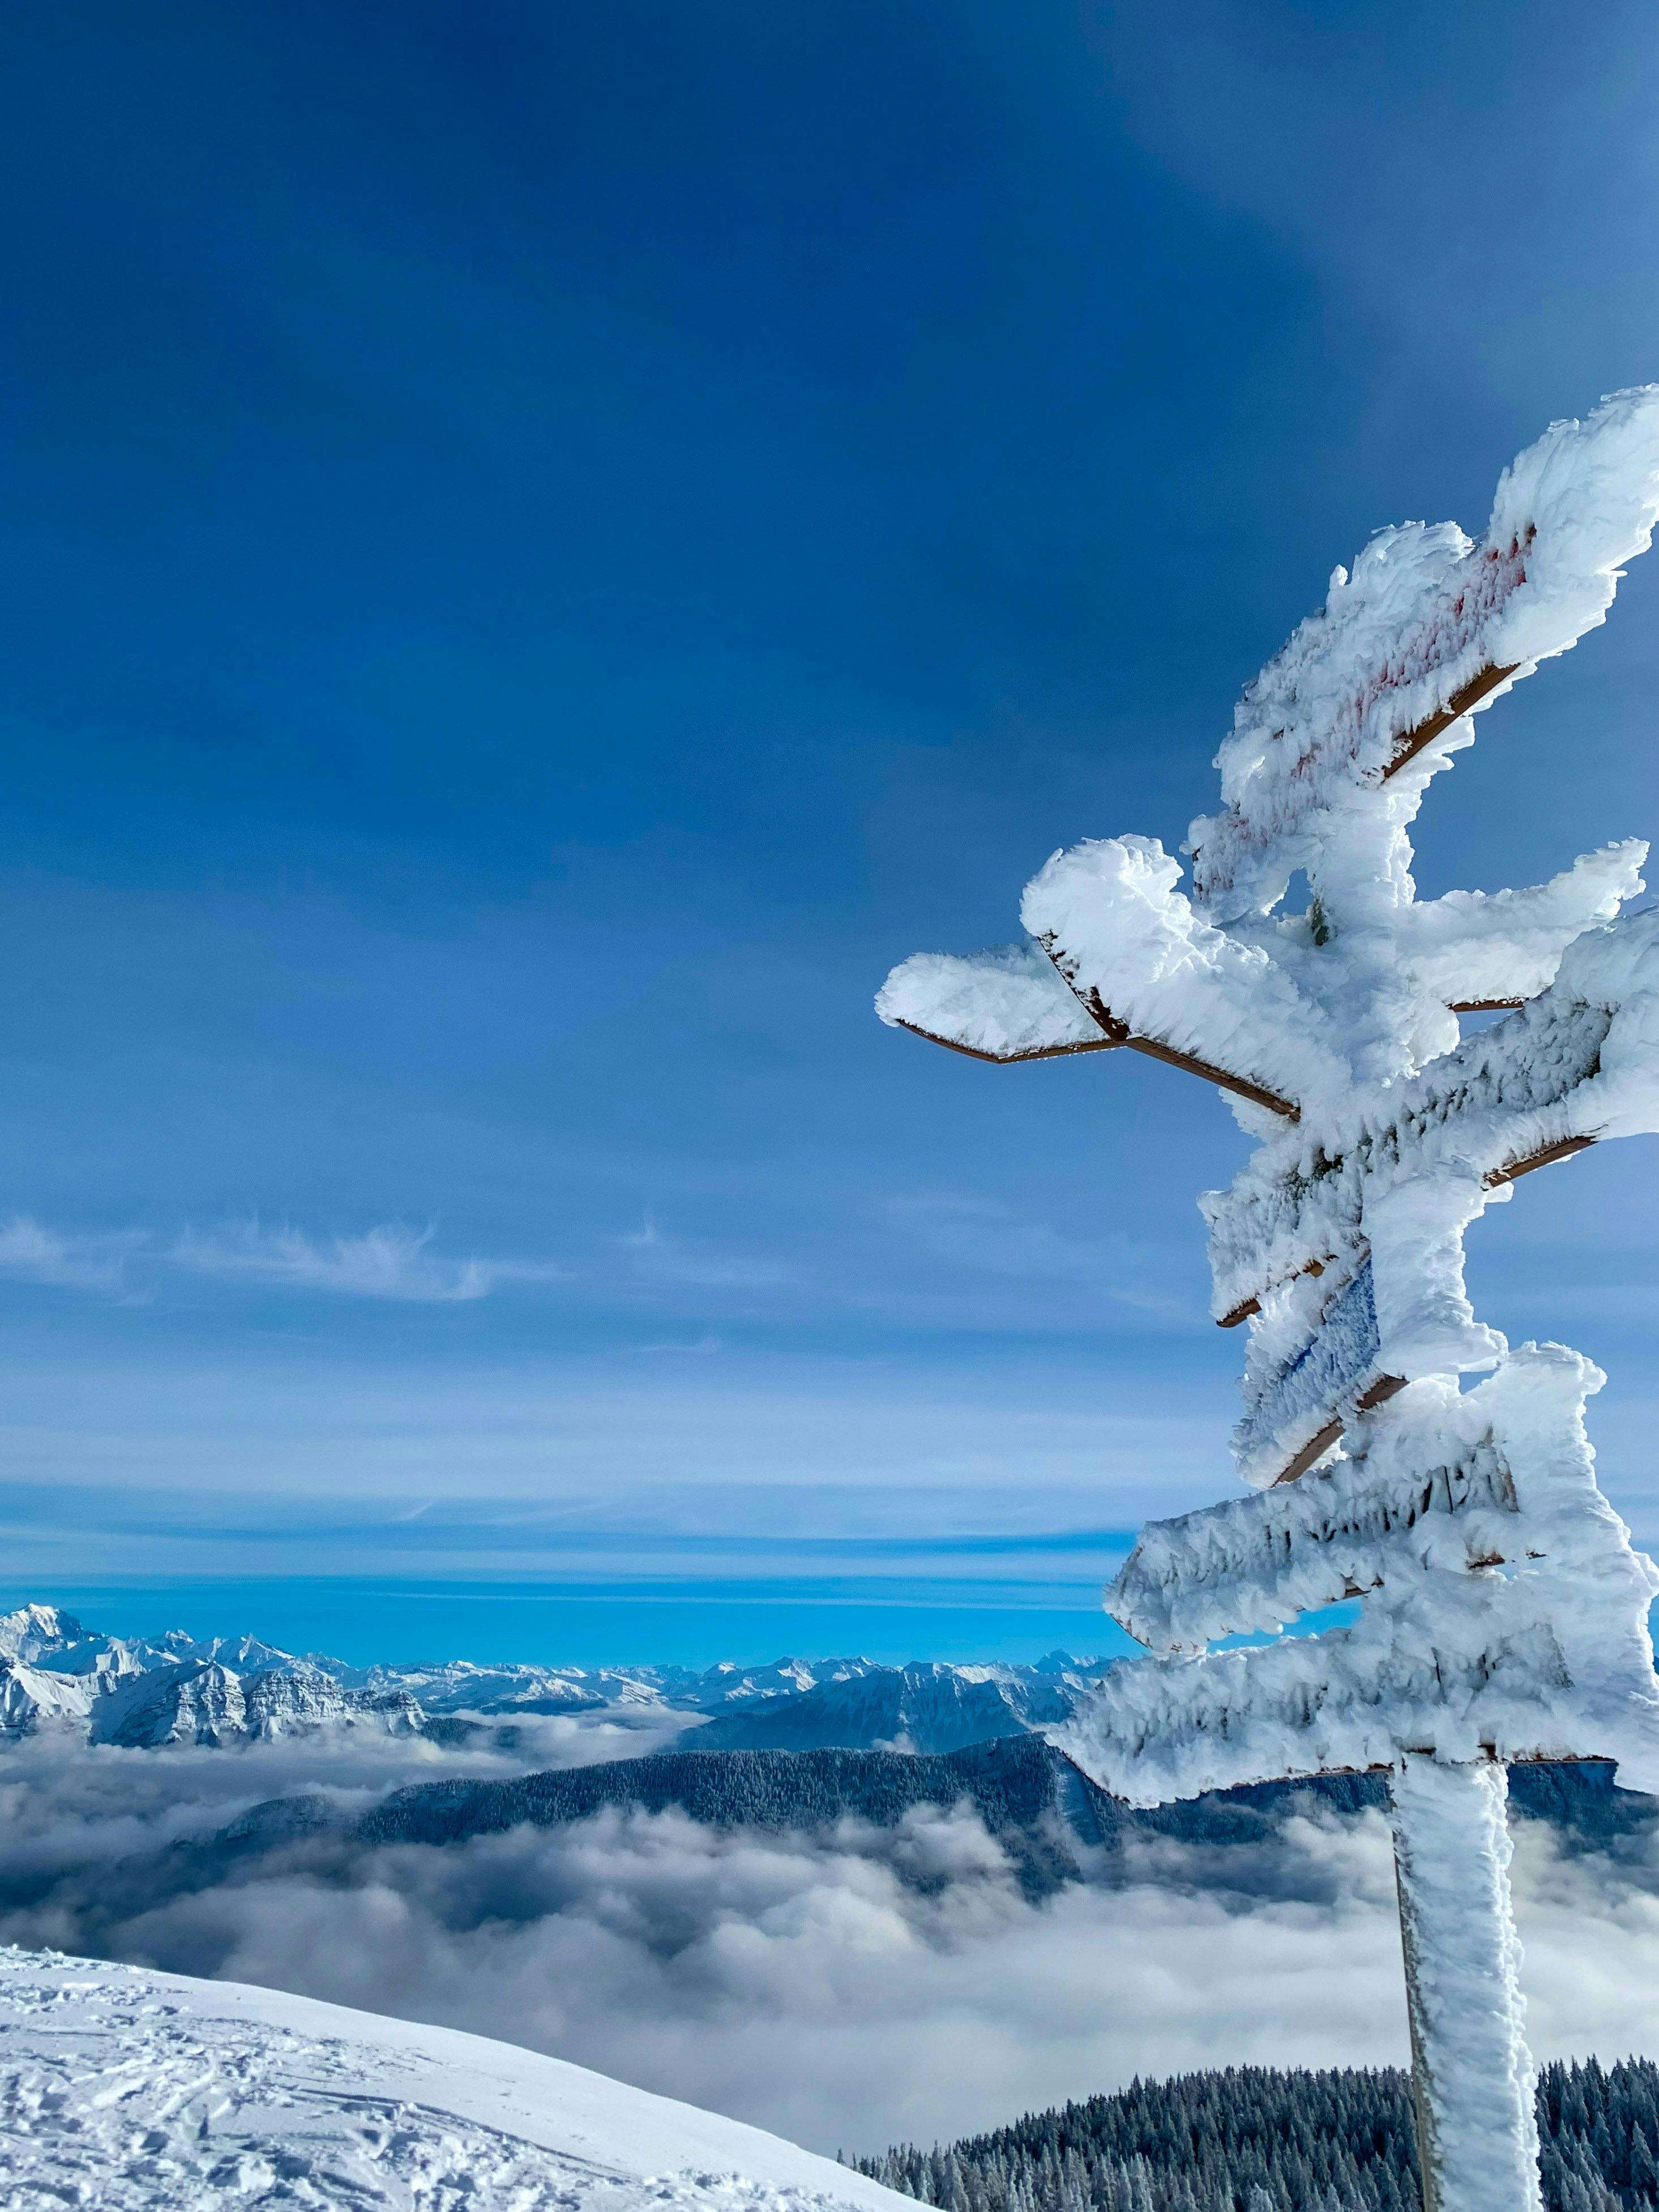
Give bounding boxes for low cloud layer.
[3,1740,1659,2157]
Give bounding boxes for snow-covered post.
[1391,1758,1538,2212]
[876,391,1659,2212]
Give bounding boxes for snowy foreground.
[0,1945,907,2212]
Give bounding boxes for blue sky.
[5,1,1659,1666]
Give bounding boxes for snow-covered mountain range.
[688,1658,1085,1754]
[0,1944,907,2211]
[0,1603,1109,1754]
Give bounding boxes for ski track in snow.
[0,1948,901,2212]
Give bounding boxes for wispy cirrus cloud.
[0,1208,799,1310]
[168,1222,565,1303]
[0,1216,149,1295]
[0,1215,565,1305]
[612,1215,788,1290]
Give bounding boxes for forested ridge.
[854,2059,1659,2212]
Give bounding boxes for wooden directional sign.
[1231,1260,1405,1487]
[882,945,1304,1112]
[1204,957,1627,1334]
[1061,1342,1659,1803]
[1108,1354,1544,1658]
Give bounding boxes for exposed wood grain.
[1273,1418,1346,1485]
[1356,1373,1409,1413]
[1122,1030,1301,1119]
[1380,662,1519,781]
[1067,981,1300,1118]
[900,947,1309,1117]
[1217,1295,1260,1329]
[1269,1374,1406,1485]
[1482,1133,1596,1187]
[1217,1254,1329,1329]
[891,1019,1124,1064]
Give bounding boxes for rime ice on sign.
[876,390,1659,2212]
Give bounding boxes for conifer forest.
[856,2060,1659,2212]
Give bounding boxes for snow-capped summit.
[685,1655,882,1707]
[0,1602,82,1664]
[0,1603,149,1681]
[160,1628,302,1674]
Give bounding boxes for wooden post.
[1389,1756,1541,2212]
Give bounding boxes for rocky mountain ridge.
[0,1603,1110,1753]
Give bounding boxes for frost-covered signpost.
[877,392,1659,2212]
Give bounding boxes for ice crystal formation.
[878,390,1659,2212]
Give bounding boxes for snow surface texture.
[878,391,1659,2212]
[0,1945,906,2212]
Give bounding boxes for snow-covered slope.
[0,1945,907,2212]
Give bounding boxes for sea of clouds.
[3,1735,1659,2157]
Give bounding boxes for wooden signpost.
[878,391,1659,2212]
